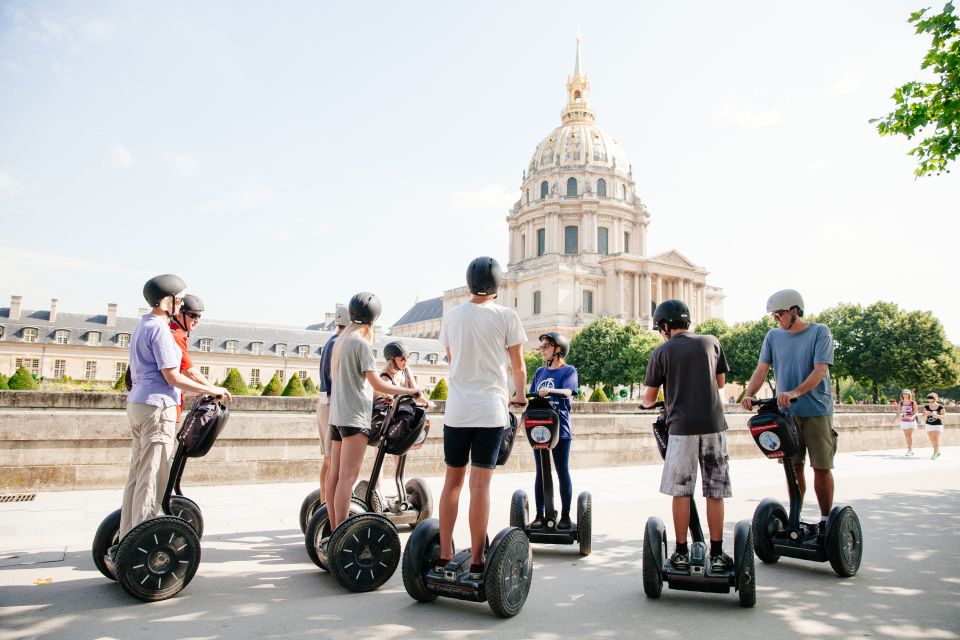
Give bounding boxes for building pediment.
[649,250,700,270]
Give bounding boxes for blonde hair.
[330,322,373,382]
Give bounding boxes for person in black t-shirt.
[642,299,733,572]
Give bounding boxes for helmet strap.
[787,309,798,329]
[172,313,188,334]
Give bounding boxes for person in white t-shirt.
[437,256,528,578]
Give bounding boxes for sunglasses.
[926,396,936,400]
[185,312,201,320]
[771,309,791,320]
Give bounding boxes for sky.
[1,1,958,342]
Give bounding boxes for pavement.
[1,446,958,640]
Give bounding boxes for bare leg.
[904,429,914,452]
[705,497,725,543]
[929,430,941,455]
[468,466,495,566]
[439,466,466,562]
[319,458,330,504]
[672,496,691,545]
[793,463,807,506]
[331,434,366,531]
[325,441,342,529]
[812,468,834,517]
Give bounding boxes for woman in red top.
[169,295,220,421]
[895,389,919,457]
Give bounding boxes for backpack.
[178,395,230,458]
[496,412,520,466]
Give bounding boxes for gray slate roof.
[392,297,443,328]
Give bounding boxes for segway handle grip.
[640,401,664,410]
[750,397,797,406]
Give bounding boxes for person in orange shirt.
[169,294,223,421]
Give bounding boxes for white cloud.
[168,152,203,178]
[713,101,786,129]
[450,184,518,210]
[80,17,118,42]
[822,72,863,98]
[109,144,134,168]
[0,245,124,275]
[194,186,275,215]
[0,170,21,200]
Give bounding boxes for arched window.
[622,184,627,200]
[536,228,546,256]
[540,181,548,198]
[566,177,578,196]
[597,178,607,197]
[525,189,529,203]
[574,90,582,103]
[564,226,579,254]
[533,291,542,315]
[598,227,609,255]
[520,234,526,259]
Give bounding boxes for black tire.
[115,516,200,602]
[404,477,433,528]
[738,528,757,608]
[486,528,533,618]
[169,496,204,539]
[328,514,400,592]
[577,492,592,556]
[752,498,787,564]
[92,508,122,581]
[510,490,528,530]
[299,489,322,534]
[353,480,384,514]
[402,518,440,603]
[304,501,367,570]
[826,506,863,577]
[642,517,665,599]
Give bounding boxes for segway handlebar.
[749,397,797,412]
[639,400,664,410]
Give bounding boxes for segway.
[641,403,756,607]
[303,394,429,592]
[402,413,533,617]
[91,394,229,601]
[510,393,591,555]
[747,398,863,577]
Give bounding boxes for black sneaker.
[709,551,733,573]
[670,549,689,570]
[558,515,572,530]
[530,516,545,529]
[816,522,827,545]
[434,557,452,574]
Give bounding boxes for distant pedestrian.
[923,392,945,460]
[895,389,919,456]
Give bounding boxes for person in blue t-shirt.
[529,332,579,529]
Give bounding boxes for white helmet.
[766,289,805,316]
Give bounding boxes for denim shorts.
[331,424,370,442]
[659,432,732,499]
[443,426,504,469]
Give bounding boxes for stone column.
[655,274,662,307]
[617,270,625,318]
[640,272,651,323]
[633,273,640,320]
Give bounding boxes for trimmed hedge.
[8,367,38,391]
[282,373,307,397]
[303,376,319,394]
[588,386,608,402]
[223,368,250,396]
[430,378,448,400]
[261,374,284,396]
[0,374,8,390]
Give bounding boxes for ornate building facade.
[392,39,724,343]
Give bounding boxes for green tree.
[303,376,319,395]
[616,322,661,392]
[892,309,960,393]
[814,303,865,399]
[568,317,623,389]
[588,386,609,402]
[524,348,543,381]
[0,373,8,390]
[723,317,776,389]
[871,3,959,176]
[850,302,906,402]
[282,372,307,397]
[261,373,284,396]
[113,373,126,392]
[222,368,250,396]
[695,318,731,342]
[430,377,448,400]
[8,366,39,390]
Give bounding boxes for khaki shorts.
[790,415,838,470]
[316,398,333,456]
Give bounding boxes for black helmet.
[538,332,570,358]
[143,274,186,308]
[652,299,690,330]
[466,256,502,296]
[181,294,204,313]
[383,341,408,361]
[349,292,382,325]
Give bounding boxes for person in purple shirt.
[118,275,231,541]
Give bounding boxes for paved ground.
[1,446,958,640]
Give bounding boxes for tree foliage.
[8,366,38,390]
[872,3,959,176]
[282,372,307,397]
[568,317,622,388]
[430,377,448,400]
[695,318,731,342]
[588,386,609,402]
[0,373,8,390]
[303,376,319,395]
[723,317,776,387]
[618,322,661,387]
[524,349,543,381]
[222,368,250,396]
[261,373,284,396]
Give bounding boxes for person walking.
[923,392,945,460]
[895,389,919,456]
[316,306,348,503]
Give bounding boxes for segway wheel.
[642,517,665,599]
[826,506,863,577]
[402,518,441,603]
[752,498,787,564]
[304,500,367,570]
[328,513,400,592]
[509,490,528,530]
[736,526,757,608]
[115,516,200,602]
[169,496,204,539]
[404,477,433,528]
[353,480,384,514]
[577,492,592,556]
[92,508,122,580]
[299,489,322,534]
[486,528,533,618]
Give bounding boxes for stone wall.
[0,391,955,492]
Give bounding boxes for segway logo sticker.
[529,425,551,444]
[758,431,781,452]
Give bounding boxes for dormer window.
[199,338,212,353]
[87,331,100,345]
[0,325,4,339]
[22,327,38,343]
[117,333,130,348]
[251,342,263,356]
[276,343,286,357]
[226,340,238,354]
[409,352,420,364]
[427,353,438,365]
[55,329,70,345]
[298,345,309,358]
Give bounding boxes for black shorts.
[443,425,504,469]
[331,424,370,442]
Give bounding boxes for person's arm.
[740,362,771,409]
[777,363,829,408]
[445,347,452,366]
[641,385,659,409]
[895,401,903,422]
[185,366,212,387]
[365,370,418,397]
[716,372,726,390]
[162,367,231,400]
[507,343,527,407]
